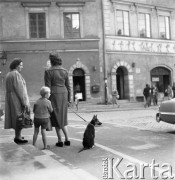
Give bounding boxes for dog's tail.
[78,147,88,153]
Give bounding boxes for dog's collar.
[90,122,95,127]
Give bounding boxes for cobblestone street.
[68,107,175,133]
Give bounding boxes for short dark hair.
[9,58,22,70]
[49,52,62,66]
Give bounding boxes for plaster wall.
[0,0,104,103]
[103,0,175,101]
[103,0,175,40]
[0,1,100,40]
[1,3,26,39]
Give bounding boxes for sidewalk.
[0,99,160,114]
[68,101,159,113]
[0,126,100,180]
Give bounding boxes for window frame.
[158,15,170,40]
[29,12,46,39]
[63,12,81,39]
[59,7,83,39]
[138,12,151,38]
[115,9,130,36]
[25,7,49,39]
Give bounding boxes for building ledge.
[0,38,99,43]
[21,2,51,8]
[56,0,86,7]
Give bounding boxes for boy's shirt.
[33,98,53,119]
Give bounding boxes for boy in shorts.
[33,86,53,149]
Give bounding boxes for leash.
[68,104,87,122]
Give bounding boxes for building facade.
[103,0,175,102]
[1,0,175,105]
[0,0,105,104]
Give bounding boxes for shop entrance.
[151,67,171,95]
[116,66,129,99]
[73,68,86,101]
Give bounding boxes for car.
[156,98,175,124]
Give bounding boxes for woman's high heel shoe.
[64,141,70,146]
[14,138,28,144]
[55,142,63,147]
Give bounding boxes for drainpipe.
[101,0,108,104]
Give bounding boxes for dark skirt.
[50,92,68,128]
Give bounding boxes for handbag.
[16,110,33,129]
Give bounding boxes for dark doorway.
[116,66,129,99]
[117,68,124,99]
[151,67,171,95]
[73,68,86,101]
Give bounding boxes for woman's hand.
[67,101,72,107]
[25,105,31,113]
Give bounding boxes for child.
[112,88,120,108]
[33,86,53,150]
[74,92,79,111]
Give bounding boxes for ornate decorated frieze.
[106,36,175,54]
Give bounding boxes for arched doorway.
[151,66,171,95]
[116,66,129,99]
[73,68,86,101]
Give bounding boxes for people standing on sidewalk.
[150,84,154,106]
[4,58,30,144]
[165,85,173,100]
[33,86,53,150]
[45,52,71,147]
[152,84,158,106]
[0,109,4,121]
[172,83,175,98]
[111,88,120,108]
[143,84,151,108]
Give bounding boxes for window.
[138,13,151,38]
[159,16,170,39]
[116,10,129,36]
[64,13,80,38]
[29,13,46,38]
